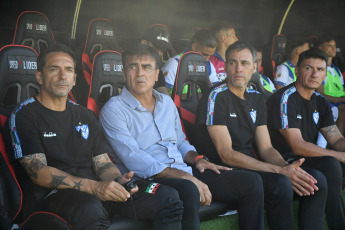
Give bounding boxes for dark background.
[1,0,344,76]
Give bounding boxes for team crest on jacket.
[313,111,319,125]
[75,124,89,140]
[250,109,257,123]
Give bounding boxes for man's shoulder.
[268,84,297,104]
[208,83,228,99]
[163,54,181,68]
[276,62,290,73]
[10,97,37,118]
[101,95,124,112]
[67,100,96,117]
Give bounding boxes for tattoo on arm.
[92,154,117,177]
[97,162,116,176]
[73,180,83,190]
[18,153,47,179]
[49,175,69,189]
[321,125,340,139]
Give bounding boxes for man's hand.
[92,171,138,202]
[195,158,231,174]
[115,171,139,194]
[189,177,212,206]
[280,158,318,196]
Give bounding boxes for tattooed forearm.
[92,153,117,177]
[92,154,105,169]
[73,180,83,190]
[97,162,117,177]
[19,153,47,179]
[321,125,340,139]
[49,174,69,189]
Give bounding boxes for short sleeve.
[162,56,179,89]
[274,64,291,87]
[207,94,227,126]
[256,96,267,126]
[9,108,44,159]
[319,97,336,129]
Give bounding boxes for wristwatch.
[194,155,209,165]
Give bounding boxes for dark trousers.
[193,169,265,230]
[251,170,295,230]
[302,156,345,230]
[244,168,327,230]
[153,177,200,230]
[40,180,184,230]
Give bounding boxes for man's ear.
[73,74,77,86]
[155,69,159,82]
[295,66,300,77]
[122,69,126,82]
[221,34,227,43]
[35,71,43,85]
[253,63,258,74]
[191,41,197,51]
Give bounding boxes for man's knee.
[43,190,110,230]
[242,172,264,196]
[323,156,342,174]
[267,174,293,202]
[305,168,328,197]
[153,185,184,223]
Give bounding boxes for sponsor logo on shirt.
[43,132,57,137]
[276,73,282,78]
[297,114,302,119]
[230,113,237,117]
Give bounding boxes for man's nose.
[235,63,242,72]
[59,68,68,79]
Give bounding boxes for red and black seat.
[76,18,122,106]
[270,34,287,79]
[12,11,56,55]
[0,45,39,118]
[171,51,212,142]
[0,45,73,230]
[12,11,77,102]
[171,51,235,217]
[87,50,124,116]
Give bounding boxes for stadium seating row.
[2,10,345,230]
[0,11,234,230]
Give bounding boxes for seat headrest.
[83,19,121,61]
[173,51,211,97]
[271,34,287,62]
[88,50,124,115]
[172,51,212,123]
[12,11,56,54]
[0,45,39,115]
